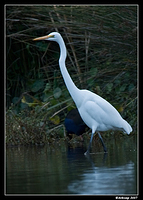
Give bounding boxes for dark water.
[6,135,137,195]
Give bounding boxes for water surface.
[6,135,137,195]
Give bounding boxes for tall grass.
[6,5,137,145]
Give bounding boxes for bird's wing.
[84,100,109,123]
[83,96,122,128]
[79,90,132,133]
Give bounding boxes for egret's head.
[33,32,61,42]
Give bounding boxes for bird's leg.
[97,132,107,153]
[84,132,94,155]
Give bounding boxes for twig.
[49,11,58,32]
[64,31,82,84]
[50,103,72,118]
[85,30,91,71]
[48,124,66,137]
[53,6,83,85]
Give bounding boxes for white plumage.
[33,32,132,154]
[78,89,132,134]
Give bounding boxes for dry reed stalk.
[50,103,72,119]
[52,6,83,84]
[85,30,91,69]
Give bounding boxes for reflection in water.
[68,161,135,195]
[6,136,137,195]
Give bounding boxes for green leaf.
[106,83,113,93]
[12,97,19,104]
[90,68,98,76]
[43,92,52,102]
[128,83,134,92]
[39,122,44,127]
[120,84,127,92]
[31,79,44,93]
[35,42,48,52]
[49,115,60,125]
[53,87,62,99]
[44,83,51,93]
[20,102,28,109]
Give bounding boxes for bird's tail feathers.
[123,119,132,135]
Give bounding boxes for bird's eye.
[50,35,55,38]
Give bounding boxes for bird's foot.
[84,150,90,156]
[104,147,108,153]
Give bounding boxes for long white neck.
[58,36,81,107]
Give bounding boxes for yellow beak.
[33,34,53,41]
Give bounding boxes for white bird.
[33,32,132,155]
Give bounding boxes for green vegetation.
[6,5,137,146]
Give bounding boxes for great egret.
[65,108,87,138]
[33,32,132,154]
